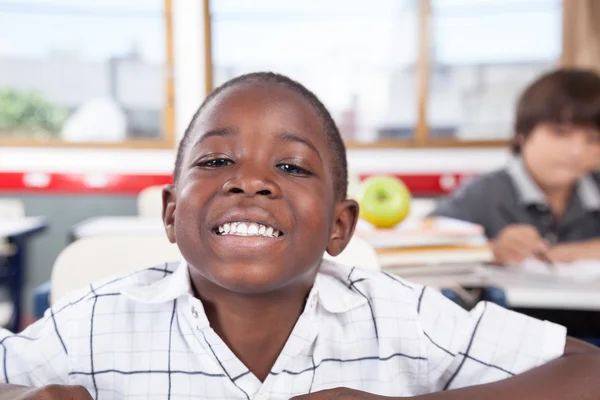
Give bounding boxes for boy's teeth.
[217,222,281,238]
[248,223,259,235]
[237,223,248,234]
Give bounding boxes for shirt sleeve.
[0,304,73,387]
[428,177,488,225]
[417,286,566,392]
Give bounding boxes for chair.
[49,235,182,305]
[49,234,379,302]
[324,235,381,271]
[0,199,26,330]
[0,199,25,256]
[0,199,25,220]
[34,233,380,318]
[137,186,165,218]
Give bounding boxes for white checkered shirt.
[0,260,565,399]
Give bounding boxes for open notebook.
[376,244,493,267]
[484,258,600,283]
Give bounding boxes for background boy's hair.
[174,72,348,200]
[512,68,600,154]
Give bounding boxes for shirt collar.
[122,260,192,303]
[507,157,600,211]
[123,259,368,314]
[578,175,600,211]
[314,260,369,313]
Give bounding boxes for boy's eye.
[277,163,312,176]
[198,158,233,168]
[588,131,600,143]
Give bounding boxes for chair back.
[51,235,181,304]
[137,186,164,218]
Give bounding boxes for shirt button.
[191,306,199,319]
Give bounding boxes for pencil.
[535,248,555,270]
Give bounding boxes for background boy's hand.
[290,387,386,400]
[14,384,93,400]
[546,243,581,263]
[492,224,548,265]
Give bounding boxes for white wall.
[0,0,510,176]
[348,148,509,174]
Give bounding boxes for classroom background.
[0,0,599,333]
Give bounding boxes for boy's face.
[520,123,600,188]
[162,82,358,294]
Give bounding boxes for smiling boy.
[0,73,599,400]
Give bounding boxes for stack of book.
[355,217,493,276]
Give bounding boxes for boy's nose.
[222,172,281,198]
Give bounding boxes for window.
[427,0,561,142]
[207,0,562,147]
[0,0,174,148]
[210,0,419,144]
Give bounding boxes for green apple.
[358,176,412,228]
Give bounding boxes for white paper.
[486,258,600,283]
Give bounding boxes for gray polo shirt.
[430,159,600,243]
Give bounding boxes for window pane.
[428,0,561,140]
[211,0,418,143]
[0,0,168,143]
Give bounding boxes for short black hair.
[174,72,348,200]
[512,68,600,154]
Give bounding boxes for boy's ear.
[162,184,177,244]
[326,199,359,257]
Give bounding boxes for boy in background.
[431,69,600,265]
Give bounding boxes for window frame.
[0,0,176,149]
[204,0,565,149]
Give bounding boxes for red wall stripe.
[0,171,474,195]
[0,172,172,194]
